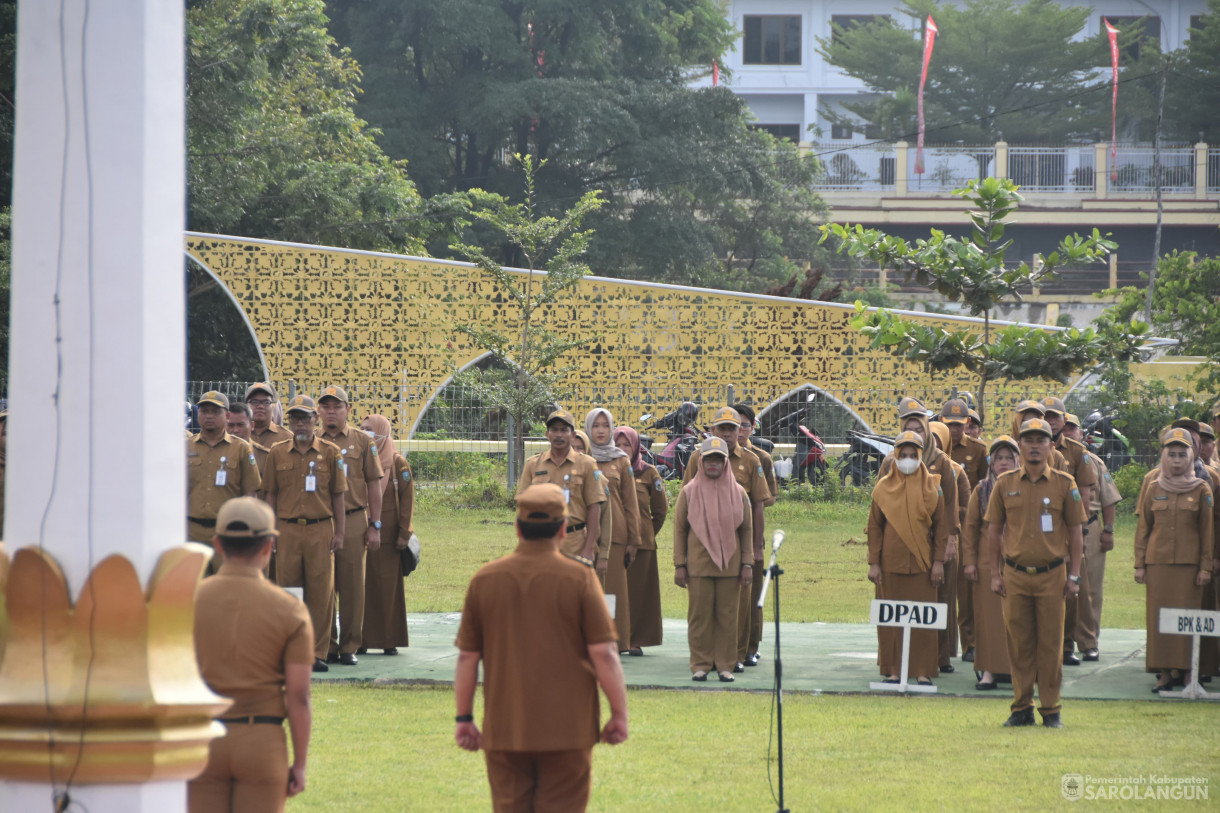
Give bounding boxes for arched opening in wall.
[755,384,872,447]
[186,257,266,383]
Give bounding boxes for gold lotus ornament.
[0,545,231,783]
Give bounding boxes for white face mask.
[896,457,921,476]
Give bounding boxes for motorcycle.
[771,401,828,485]
[1082,408,1133,472]
[642,402,703,480]
[837,429,895,486]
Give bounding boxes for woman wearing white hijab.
[586,408,641,652]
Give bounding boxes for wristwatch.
[1068,574,1081,585]
[371,521,382,530]
[1102,526,1114,534]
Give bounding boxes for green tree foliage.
[449,155,604,483]
[822,178,1149,420]
[324,0,827,290]
[1167,0,1220,143]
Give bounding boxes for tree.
[1166,0,1220,143]
[822,177,1149,421]
[449,155,604,485]
[324,0,828,290]
[817,0,1108,144]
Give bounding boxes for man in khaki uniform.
[733,403,776,668]
[262,395,348,671]
[966,408,983,440]
[941,398,987,662]
[985,418,1086,728]
[228,401,270,476]
[516,409,606,569]
[682,407,769,672]
[1063,413,1121,661]
[675,437,754,682]
[247,382,293,450]
[190,497,313,813]
[316,385,383,666]
[454,484,629,812]
[187,391,262,549]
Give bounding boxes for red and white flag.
[1104,18,1120,181]
[915,15,939,175]
[712,60,719,86]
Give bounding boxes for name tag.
[215,469,227,487]
[1007,491,1020,497]
[1041,513,1054,533]
[305,475,317,492]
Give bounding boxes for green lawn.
[294,684,1219,812]
[411,496,1145,627]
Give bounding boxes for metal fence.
[1109,145,1196,194]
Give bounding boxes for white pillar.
[2,0,187,808]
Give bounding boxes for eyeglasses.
[248,398,273,407]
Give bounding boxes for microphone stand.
[757,531,789,813]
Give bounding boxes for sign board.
[1154,607,1220,701]
[870,600,948,630]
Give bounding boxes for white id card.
[1041,513,1053,533]
[214,469,227,487]
[563,487,571,504]
[305,475,317,492]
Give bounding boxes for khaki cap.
[894,430,924,450]
[940,399,969,424]
[217,496,278,539]
[245,382,277,401]
[989,435,1019,455]
[1198,422,1215,440]
[545,409,577,430]
[700,436,730,457]
[709,406,742,427]
[1064,413,1080,427]
[897,396,926,418]
[1018,418,1053,438]
[1014,399,1046,416]
[319,385,350,404]
[1161,427,1192,447]
[1041,396,1066,415]
[285,395,318,415]
[967,408,981,424]
[1171,417,1200,434]
[197,390,230,409]
[516,483,568,523]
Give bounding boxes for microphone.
[772,529,785,552]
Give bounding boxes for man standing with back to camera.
[454,483,629,812]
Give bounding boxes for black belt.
[345,506,367,516]
[218,715,284,725]
[567,522,586,533]
[282,516,327,526]
[187,517,217,527]
[1087,511,1100,525]
[1004,557,1065,575]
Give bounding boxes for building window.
[743,16,801,65]
[830,123,854,140]
[830,15,889,46]
[1103,16,1161,63]
[1189,15,1206,43]
[752,123,801,142]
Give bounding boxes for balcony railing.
[806,141,1219,199]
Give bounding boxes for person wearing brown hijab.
[1135,427,1214,691]
[673,437,753,683]
[867,430,949,686]
[614,425,667,654]
[359,414,416,655]
[586,408,640,652]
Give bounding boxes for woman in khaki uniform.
[866,430,948,686]
[929,421,969,671]
[963,436,1019,690]
[586,408,641,652]
[359,414,415,655]
[1135,427,1215,691]
[575,429,614,572]
[614,425,668,654]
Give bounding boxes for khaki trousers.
[740,557,765,661]
[937,557,959,666]
[188,722,289,813]
[331,510,369,655]
[606,541,631,650]
[275,518,335,660]
[688,576,739,673]
[957,555,974,650]
[1002,565,1066,716]
[484,748,593,813]
[1075,519,1107,652]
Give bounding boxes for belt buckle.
[1023,565,1037,575]
[296,518,308,526]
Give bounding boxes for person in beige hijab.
[586,408,640,652]
[673,437,753,683]
[867,431,949,685]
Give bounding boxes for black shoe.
[339,653,358,666]
[356,647,368,655]
[718,671,735,683]
[1002,709,1036,727]
[1082,649,1099,662]
[939,663,954,674]
[962,647,975,663]
[312,658,329,673]
[1042,713,1064,728]
[1063,652,1081,666]
[745,653,761,666]
[975,680,998,691]
[691,671,708,682]
[732,662,745,673]
[384,647,398,656]
[326,653,341,664]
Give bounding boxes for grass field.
[294,684,1219,812]
[410,496,1146,628]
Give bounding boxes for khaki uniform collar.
[319,423,353,441]
[1019,462,1050,483]
[514,540,563,556]
[289,436,327,455]
[542,446,575,467]
[217,561,266,579]
[191,430,234,448]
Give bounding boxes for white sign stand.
[869,599,948,694]
[1156,608,1220,701]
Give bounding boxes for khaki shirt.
[672,485,753,577]
[516,448,606,527]
[262,437,348,519]
[962,485,988,570]
[319,424,383,511]
[748,442,779,505]
[597,456,641,547]
[866,477,949,574]
[1135,481,1214,569]
[950,435,989,490]
[194,562,315,717]
[631,465,669,550]
[186,433,262,520]
[251,440,271,479]
[683,445,771,505]
[252,422,293,450]
[1085,452,1122,515]
[455,541,617,751]
[983,463,1087,567]
[1054,435,1099,492]
[394,455,416,538]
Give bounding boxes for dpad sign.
[870,599,948,630]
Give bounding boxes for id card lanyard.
[305,460,317,493]
[215,456,227,487]
[1040,496,1053,533]
[562,473,571,504]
